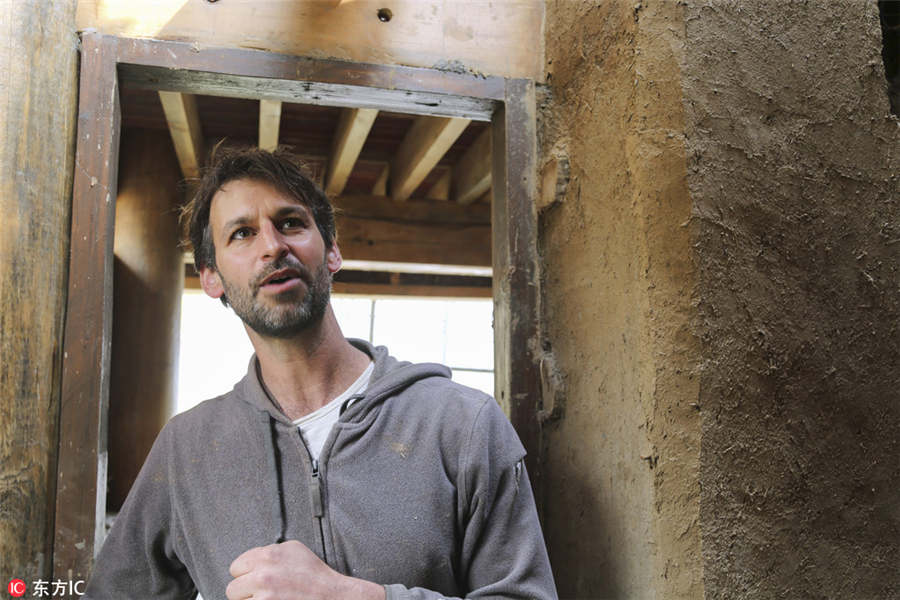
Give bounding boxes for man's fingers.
[229,544,270,578]
[224,573,254,600]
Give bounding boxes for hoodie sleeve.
[84,421,197,600]
[384,397,558,600]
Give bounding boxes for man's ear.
[199,266,225,300]
[326,241,343,274]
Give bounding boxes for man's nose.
[258,221,288,260]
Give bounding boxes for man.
[86,147,557,600]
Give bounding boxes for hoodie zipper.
[310,457,328,563]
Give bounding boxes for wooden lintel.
[332,281,492,298]
[258,99,282,151]
[334,194,490,225]
[325,108,378,197]
[122,64,497,121]
[372,164,389,196]
[453,127,492,204]
[391,116,470,202]
[158,91,204,179]
[336,213,490,266]
[427,168,451,201]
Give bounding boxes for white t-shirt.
[292,361,374,462]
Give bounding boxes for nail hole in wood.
[377,8,393,22]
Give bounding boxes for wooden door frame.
[54,32,542,579]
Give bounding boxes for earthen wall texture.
[541,0,898,598]
[539,2,701,597]
[683,1,900,597]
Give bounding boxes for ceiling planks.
[391,116,470,202]
[453,127,492,204]
[324,107,378,197]
[258,99,282,151]
[157,91,204,178]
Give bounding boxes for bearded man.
[85,147,557,600]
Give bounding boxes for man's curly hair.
[181,145,336,272]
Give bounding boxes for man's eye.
[280,218,305,230]
[231,227,253,240]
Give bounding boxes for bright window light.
[176,292,494,415]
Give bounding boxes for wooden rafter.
[157,91,204,179]
[372,163,389,196]
[391,116,470,202]
[325,108,378,197]
[453,127,492,204]
[258,99,282,151]
[427,168,451,200]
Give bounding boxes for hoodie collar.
[236,338,451,424]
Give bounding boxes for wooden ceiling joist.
[258,99,282,151]
[372,163,389,196]
[325,108,378,197]
[391,116,471,202]
[453,127,492,204]
[157,91,204,179]
[427,168,451,201]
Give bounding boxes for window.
[176,292,494,415]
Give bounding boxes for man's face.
[199,178,342,338]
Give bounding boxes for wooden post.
[107,130,184,511]
[53,32,121,582]
[491,80,544,510]
[0,1,79,584]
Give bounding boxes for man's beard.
[219,255,332,339]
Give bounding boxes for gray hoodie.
[86,340,557,599]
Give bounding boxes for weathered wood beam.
[391,116,470,202]
[332,281,492,298]
[427,168,451,200]
[258,99,282,151]
[158,91,204,178]
[54,32,121,582]
[335,212,490,266]
[75,0,545,81]
[325,108,378,196]
[2,2,79,585]
[122,64,497,121]
[453,127,492,205]
[372,163,389,196]
[341,260,492,277]
[491,79,543,510]
[334,194,490,225]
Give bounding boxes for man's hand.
[226,540,386,600]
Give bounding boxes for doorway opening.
[55,33,540,581]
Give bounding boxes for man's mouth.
[258,267,304,291]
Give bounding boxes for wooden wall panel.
[0,1,79,584]
[107,130,183,511]
[75,0,544,81]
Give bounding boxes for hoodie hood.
[235,338,452,425]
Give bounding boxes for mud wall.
[539,2,702,598]
[540,0,899,598]
[683,1,900,597]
